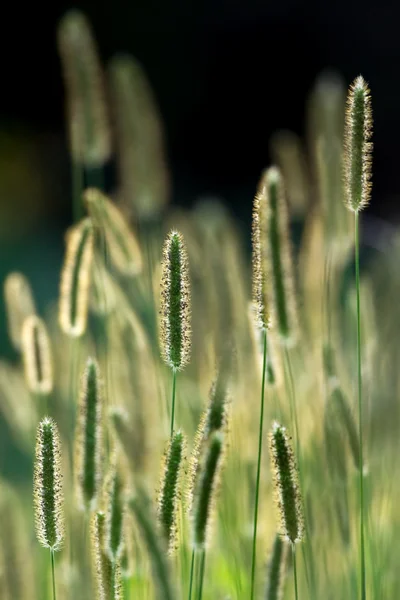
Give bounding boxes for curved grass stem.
[355,212,366,600]
[250,328,267,600]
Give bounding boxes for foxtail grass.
[269,422,304,600]
[157,430,186,553]
[160,230,191,436]
[250,174,271,600]
[33,417,65,600]
[4,272,36,351]
[343,74,373,600]
[74,357,104,511]
[21,315,53,397]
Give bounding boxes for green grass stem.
[250,327,267,600]
[355,212,366,600]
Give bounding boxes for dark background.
[0,0,398,351]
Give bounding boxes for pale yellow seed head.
[4,272,36,351]
[21,315,53,395]
[252,186,271,331]
[343,75,373,212]
[59,218,94,337]
[57,10,111,166]
[85,188,143,276]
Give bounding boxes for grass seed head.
[252,186,271,331]
[91,511,113,600]
[85,188,143,276]
[4,272,36,351]
[108,54,170,220]
[21,315,53,395]
[57,10,111,167]
[160,230,191,371]
[269,422,304,545]
[74,357,104,511]
[59,218,94,337]
[259,167,298,345]
[33,417,65,551]
[104,454,126,563]
[192,431,224,549]
[343,75,373,212]
[157,430,186,554]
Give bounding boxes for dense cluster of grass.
[0,9,397,600]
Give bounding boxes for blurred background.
[0,0,398,357]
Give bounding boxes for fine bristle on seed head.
[33,417,65,551]
[160,230,191,371]
[269,422,304,545]
[343,75,373,212]
[74,357,104,512]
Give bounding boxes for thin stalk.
[197,550,206,600]
[283,348,300,467]
[170,368,177,437]
[284,349,317,599]
[50,549,57,600]
[355,212,366,600]
[250,328,267,600]
[188,549,196,600]
[292,545,299,600]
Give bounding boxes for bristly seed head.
[160,230,191,371]
[343,75,373,212]
[4,272,36,351]
[57,10,111,167]
[252,186,271,330]
[91,511,113,600]
[104,454,126,563]
[192,431,224,549]
[85,188,143,276]
[59,218,94,337]
[21,315,53,395]
[269,422,304,545]
[258,167,298,345]
[74,357,104,512]
[33,417,65,551]
[157,430,186,554]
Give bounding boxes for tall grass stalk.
[355,212,366,600]
[50,549,57,600]
[250,328,267,600]
[292,546,299,600]
[197,549,206,600]
[188,548,195,600]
